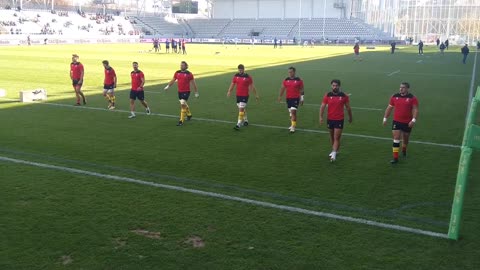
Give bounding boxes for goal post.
[448,86,480,240]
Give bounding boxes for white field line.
[466,49,478,124]
[387,70,401,76]
[416,60,423,63]
[0,155,449,239]
[0,99,459,149]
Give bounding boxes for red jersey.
[354,45,359,53]
[389,93,418,123]
[174,70,194,92]
[70,62,84,80]
[283,77,304,99]
[322,91,350,121]
[104,67,116,85]
[232,73,253,97]
[131,70,144,91]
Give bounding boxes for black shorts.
[286,98,300,109]
[236,96,249,103]
[72,79,82,86]
[104,84,115,90]
[327,119,344,129]
[166,45,170,49]
[130,90,145,100]
[392,120,412,133]
[178,92,190,101]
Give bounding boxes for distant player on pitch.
[227,64,259,130]
[128,62,151,119]
[70,54,86,106]
[383,82,419,164]
[102,60,117,110]
[164,61,199,126]
[319,79,353,162]
[277,66,304,133]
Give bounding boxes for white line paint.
[466,49,478,124]
[2,100,457,149]
[0,155,449,239]
[416,60,423,63]
[387,70,401,76]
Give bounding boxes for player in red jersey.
[353,43,362,61]
[70,54,86,105]
[102,60,117,110]
[164,61,199,126]
[128,62,150,119]
[319,79,353,162]
[277,66,304,133]
[383,82,419,164]
[227,64,259,130]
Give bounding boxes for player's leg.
[129,91,137,118]
[103,88,111,108]
[234,101,247,130]
[76,84,86,104]
[138,91,150,115]
[391,122,402,163]
[73,82,81,105]
[243,108,249,126]
[183,92,192,120]
[290,108,297,133]
[402,130,411,157]
[109,89,116,109]
[327,121,335,158]
[330,126,343,161]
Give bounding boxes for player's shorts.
[286,98,300,109]
[392,120,412,133]
[178,91,190,101]
[166,45,170,49]
[130,90,145,101]
[236,96,249,104]
[327,119,344,129]
[72,79,82,86]
[103,84,115,93]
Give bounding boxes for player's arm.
[409,105,419,128]
[138,74,145,90]
[383,105,394,126]
[226,82,235,97]
[78,66,84,84]
[164,74,176,90]
[277,85,286,102]
[319,103,326,125]
[69,68,73,80]
[345,101,353,123]
[191,79,199,97]
[300,85,305,105]
[251,83,259,101]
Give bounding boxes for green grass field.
[1,43,480,269]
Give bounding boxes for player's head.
[102,60,109,68]
[181,61,188,71]
[72,54,79,62]
[132,61,139,70]
[399,82,410,95]
[288,66,296,78]
[331,79,341,92]
[238,64,245,74]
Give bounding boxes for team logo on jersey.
[406,98,410,102]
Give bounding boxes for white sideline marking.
[0,99,459,149]
[416,60,423,64]
[387,70,401,76]
[466,50,478,124]
[0,155,449,239]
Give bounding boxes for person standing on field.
[128,62,150,119]
[383,82,419,164]
[70,54,86,106]
[227,64,259,130]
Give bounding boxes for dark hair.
[331,79,341,86]
[288,66,296,72]
[102,60,109,65]
[238,64,245,70]
[181,61,188,68]
[132,61,138,65]
[401,82,410,88]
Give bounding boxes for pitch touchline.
[0,156,449,239]
[36,101,459,149]
[387,70,400,76]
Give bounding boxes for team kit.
[70,54,419,164]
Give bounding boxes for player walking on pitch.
[383,82,419,164]
[319,79,353,162]
[164,61,199,126]
[128,62,150,118]
[102,60,117,110]
[70,54,86,106]
[227,64,259,130]
[278,67,304,133]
